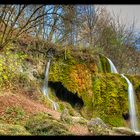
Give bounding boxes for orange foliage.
[69,64,92,95]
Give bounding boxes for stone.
[87,117,109,129]
[87,117,111,135]
[135,131,140,136]
[112,127,136,135]
[87,118,134,136]
[60,108,72,124]
[71,116,88,125]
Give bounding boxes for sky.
[96,5,140,31]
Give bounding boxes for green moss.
[49,52,94,118]
[98,54,111,73]
[126,75,140,95]
[103,116,125,127]
[40,48,140,127]
[92,73,129,126]
[57,102,65,112]
[0,123,30,135]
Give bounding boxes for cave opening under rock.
[48,81,84,110]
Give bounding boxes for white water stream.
[42,59,58,110]
[121,74,139,132]
[106,57,139,132]
[106,57,118,73]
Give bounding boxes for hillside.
[0,39,140,135]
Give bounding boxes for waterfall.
[121,74,139,132]
[106,57,118,73]
[42,59,58,110]
[106,56,139,132]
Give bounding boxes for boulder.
[112,127,136,136]
[71,116,88,125]
[87,117,111,135]
[60,108,72,124]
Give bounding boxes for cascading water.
[106,56,139,132]
[42,59,58,110]
[106,57,118,73]
[121,74,139,132]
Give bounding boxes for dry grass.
[0,92,60,120]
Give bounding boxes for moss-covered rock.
[48,50,95,118]
[25,112,72,135]
[98,54,111,73]
[92,73,129,126]
[38,48,140,127]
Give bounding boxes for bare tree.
[0,5,54,50]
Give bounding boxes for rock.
[71,116,88,125]
[87,117,111,135]
[60,109,88,125]
[87,117,109,129]
[60,108,72,124]
[112,127,136,135]
[87,118,137,136]
[135,131,140,136]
